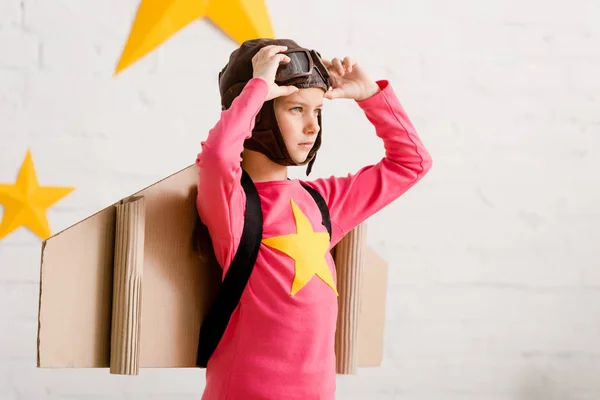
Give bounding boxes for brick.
[546,26,600,57]
[120,368,204,396]
[408,240,584,287]
[387,317,600,366]
[386,286,600,329]
[463,56,571,96]
[0,319,37,360]
[40,37,158,75]
[569,58,600,92]
[0,360,9,391]
[267,0,351,52]
[40,38,104,74]
[0,71,25,113]
[18,72,144,141]
[154,24,235,74]
[7,361,53,400]
[0,282,39,321]
[16,367,204,398]
[417,1,593,25]
[9,362,125,398]
[0,389,17,400]
[336,370,397,400]
[0,245,42,283]
[0,0,21,31]
[389,358,600,394]
[23,0,138,39]
[0,33,39,69]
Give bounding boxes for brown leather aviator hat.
[218,38,331,175]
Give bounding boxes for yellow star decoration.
[262,199,338,297]
[115,0,275,74]
[0,150,75,240]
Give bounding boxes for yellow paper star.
[262,198,338,297]
[115,0,275,74]
[0,150,75,240]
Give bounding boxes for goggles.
[276,48,331,87]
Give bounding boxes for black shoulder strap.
[196,169,262,367]
[300,183,332,239]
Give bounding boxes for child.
[195,38,432,400]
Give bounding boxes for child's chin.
[292,154,309,164]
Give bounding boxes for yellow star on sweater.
[0,150,74,240]
[262,198,338,297]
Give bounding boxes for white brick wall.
[1,0,599,398]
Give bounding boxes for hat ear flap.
[221,82,246,110]
[306,155,316,176]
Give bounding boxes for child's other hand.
[322,57,380,102]
[252,45,299,101]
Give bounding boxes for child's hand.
[252,45,299,101]
[322,57,380,102]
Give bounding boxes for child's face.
[274,87,324,164]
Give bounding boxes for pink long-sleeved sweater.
[195,77,432,400]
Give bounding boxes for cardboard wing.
[37,164,388,375]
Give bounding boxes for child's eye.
[290,107,303,113]
[314,109,322,115]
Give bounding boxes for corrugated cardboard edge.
[110,196,145,375]
[334,222,366,374]
[36,163,196,368]
[36,240,45,368]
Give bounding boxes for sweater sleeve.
[304,80,433,247]
[195,77,269,270]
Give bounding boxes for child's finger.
[276,54,291,64]
[343,57,355,73]
[324,87,345,99]
[277,85,299,97]
[265,45,288,59]
[332,58,345,76]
